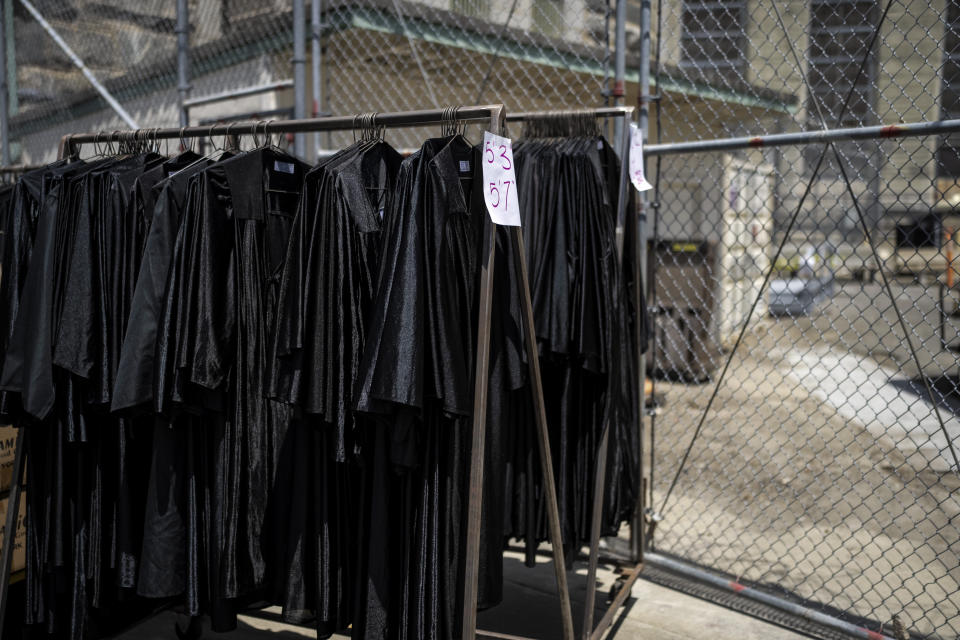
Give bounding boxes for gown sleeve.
[177,169,237,394]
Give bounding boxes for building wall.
[875,0,946,212]
[17,54,278,163]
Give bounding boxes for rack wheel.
[607,576,628,604]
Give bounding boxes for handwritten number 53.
[485,141,512,170]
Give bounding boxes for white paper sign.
[482,131,522,227]
[629,123,653,192]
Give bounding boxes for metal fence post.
[176,0,190,128]
[293,0,307,159]
[630,0,651,565]
[311,0,323,156]
[0,0,9,166]
[613,0,626,149]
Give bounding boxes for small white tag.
[459,160,471,173]
[628,124,653,192]
[597,140,604,150]
[274,160,296,174]
[482,132,521,227]
[378,208,384,220]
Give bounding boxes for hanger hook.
[224,122,235,151]
[259,121,266,148]
[263,120,275,148]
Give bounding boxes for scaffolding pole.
[293,0,307,159]
[613,0,627,149]
[176,0,190,128]
[0,0,9,165]
[18,0,138,129]
[311,0,323,156]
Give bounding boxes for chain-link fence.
[2,0,625,159]
[4,0,960,638]
[644,1,960,638]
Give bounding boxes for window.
[680,1,746,75]
[533,0,565,39]
[806,1,878,127]
[939,1,960,177]
[451,0,490,20]
[805,0,879,173]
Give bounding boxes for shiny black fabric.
[0,154,167,640]
[152,148,307,631]
[0,162,67,420]
[266,139,401,635]
[112,156,212,603]
[112,153,208,415]
[1,134,642,640]
[352,135,483,640]
[0,182,15,266]
[504,136,641,562]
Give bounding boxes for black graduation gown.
[153,148,307,631]
[266,139,402,635]
[0,162,69,421]
[2,154,164,639]
[112,157,211,604]
[354,135,484,640]
[504,135,639,560]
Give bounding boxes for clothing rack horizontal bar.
[645,117,960,156]
[60,105,506,152]
[506,106,635,121]
[183,80,294,109]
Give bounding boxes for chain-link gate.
[2,0,960,638]
[643,1,960,638]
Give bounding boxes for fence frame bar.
[645,553,896,640]
[645,118,960,156]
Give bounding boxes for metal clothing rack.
[0,164,42,183]
[0,105,576,640]
[506,106,643,640]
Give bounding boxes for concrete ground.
[649,278,960,638]
[113,546,806,639]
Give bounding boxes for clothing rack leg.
[463,105,511,640]
[580,427,610,639]
[461,220,498,640]
[581,116,633,639]
[510,226,575,640]
[0,427,26,633]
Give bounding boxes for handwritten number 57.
[489,180,512,208]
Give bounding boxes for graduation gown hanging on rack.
[152,147,308,631]
[354,134,475,640]
[266,137,402,636]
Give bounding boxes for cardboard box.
[0,493,26,574]
[0,425,16,492]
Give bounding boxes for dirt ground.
[648,279,960,638]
